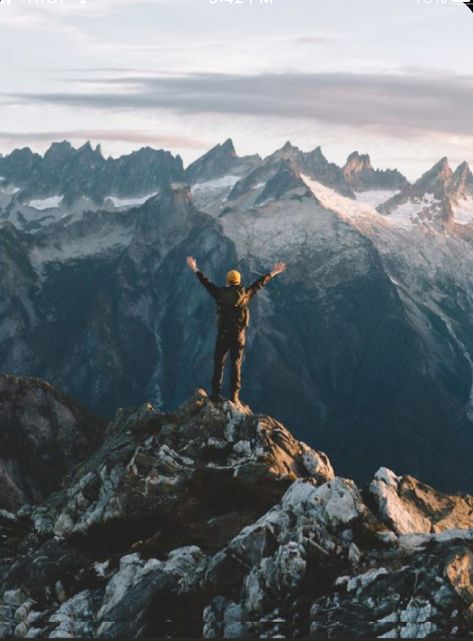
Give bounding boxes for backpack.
[217,285,250,331]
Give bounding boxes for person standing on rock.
[186,256,287,404]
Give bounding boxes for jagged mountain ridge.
[378,156,473,224]
[1,385,473,639]
[0,139,410,232]
[229,141,356,201]
[2,140,473,493]
[0,142,184,228]
[185,138,260,185]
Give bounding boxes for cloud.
[4,69,473,140]
[0,129,207,150]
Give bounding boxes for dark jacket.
[196,270,272,330]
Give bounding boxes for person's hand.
[270,261,287,277]
[186,256,198,273]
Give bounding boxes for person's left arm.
[246,261,287,300]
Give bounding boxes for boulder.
[369,466,473,535]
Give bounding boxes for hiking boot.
[209,391,224,404]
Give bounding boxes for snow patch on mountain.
[385,193,443,229]
[0,184,20,195]
[221,196,324,263]
[221,188,373,283]
[190,175,243,216]
[105,192,159,209]
[28,195,63,210]
[301,174,380,221]
[355,189,400,208]
[191,175,241,193]
[302,175,446,232]
[452,197,473,225]
[29,228,132,268]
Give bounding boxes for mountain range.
[2,138,473,492]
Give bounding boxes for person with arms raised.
[186,256,287,404]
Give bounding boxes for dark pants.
[211,328,246,397]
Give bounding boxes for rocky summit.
[1,385,473,638]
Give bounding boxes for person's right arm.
[186,256,220,300]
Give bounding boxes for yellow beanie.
[226,270,241,286]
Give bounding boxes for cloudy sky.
[0,0,472,179]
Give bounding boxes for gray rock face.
[0,375,104,512]
[369,467,473,535]
[0,183,225,418]
[343,151,408,191]
[32,389,334,545]
[186,138,260,185]
[1,388,472,639]
[295,144,354,196]
[0,148,40,186]
[450,161,473,203]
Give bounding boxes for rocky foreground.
[0,376,104,512]
[1,387,473,638]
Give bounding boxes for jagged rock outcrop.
[186,138,238,184]
[185,139,259,186]
[450,161,473,203]
[26,389,334,546]
[0,375,104,512]
[1,388,473,638]
[0,389,333,638]
[369,467,473,535]
[0,148,41,186]
[343,151,407,192]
